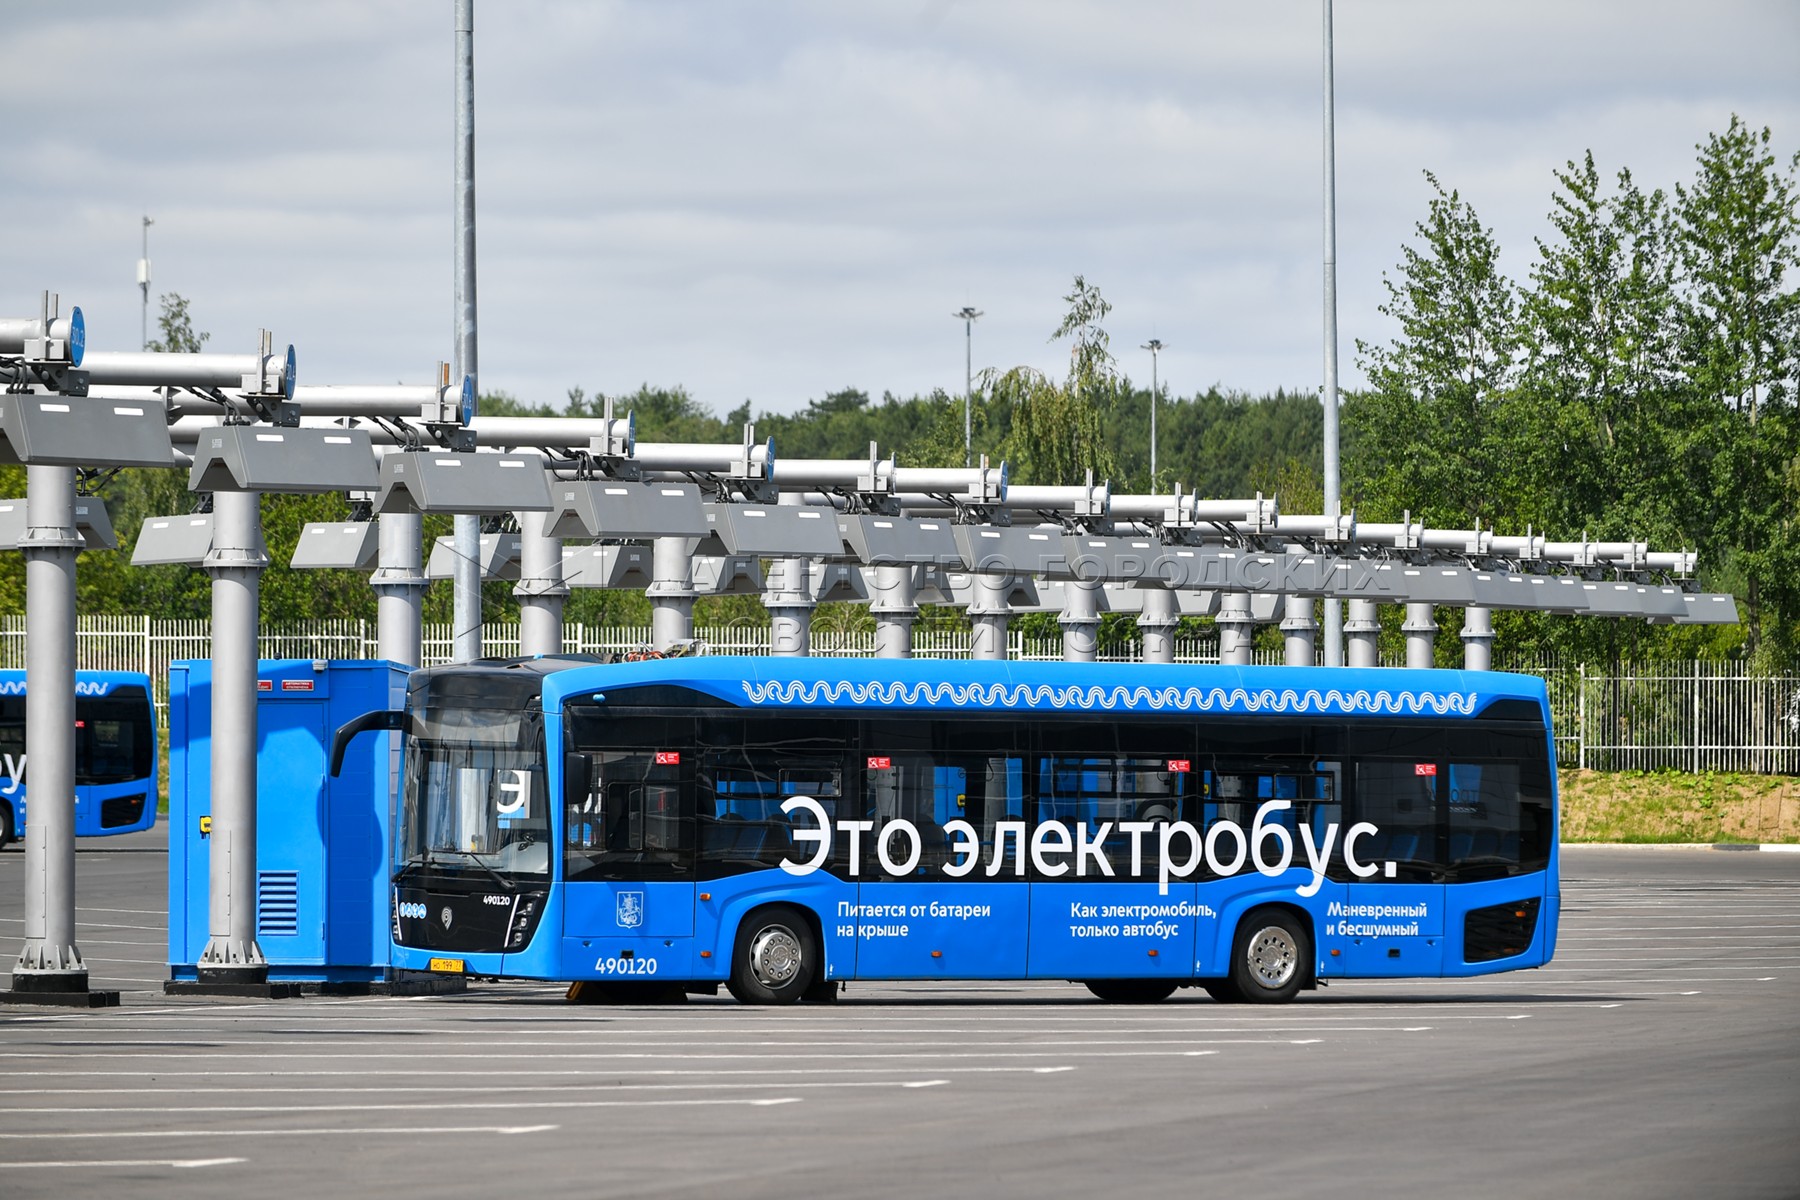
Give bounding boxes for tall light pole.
[452,0,482,663]
[137,216,153,350]
[1320,0,1344,667]
[955,305,982,468]
[1141,338,1164,484]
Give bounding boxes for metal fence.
[1523,660,1800,775]
[3,616,1795,775]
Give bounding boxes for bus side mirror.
[564,752,594,810]
[330,709,411,777]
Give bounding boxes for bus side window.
[1446,761,1541,877]
[562,751,691,878]
[0,697,20,783]
[700,752,842,871]
[604,782,643,852]
[864,752,942,876]
[1351,760,1442,881]
[596,780,682,854]
[860,749,1024,879]
[1032,755,1186,881]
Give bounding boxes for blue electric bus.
[0,670,159,848]
[342,656,1558,1004]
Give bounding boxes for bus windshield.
[399,706,551,880]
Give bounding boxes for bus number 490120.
[595,956,658,976]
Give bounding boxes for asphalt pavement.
[1,834,1796,1199]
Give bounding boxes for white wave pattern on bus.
[738,680,1479,717]
[0,680,114,697]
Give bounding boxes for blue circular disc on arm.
[68,307,85,367]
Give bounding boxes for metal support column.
[372,512,425,668]
[1281,594,1317,666]
[1345,598,1380,668]
[1281,546,1317,666]
[10,464,93,1000]
[869,564,917,659]
[1403,602,1437,669]
[1059,578,1102,662]
[766,557,814,657]
[1460,606,1495,671]
[1216,592,1256,666]
[198,489,270,984]
[968,574,1012,662]
[1136,586,1178,664]
[648,536,696,651]
[514,510,567,657]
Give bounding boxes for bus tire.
[1083,979,1178,1004]
[727,905,817,1005]
[0,802,13,849]
[1228,908,1310,1004]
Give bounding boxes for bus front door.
[560,751,695,980]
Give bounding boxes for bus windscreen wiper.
[425,848,515,892]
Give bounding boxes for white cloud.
[1,0,1794,438]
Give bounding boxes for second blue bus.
[0,670,159,848]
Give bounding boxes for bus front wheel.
[0,802,13,849]
[1083,979,1178,1004]
[727,906,817,1005]
[1228,909,1310,1004]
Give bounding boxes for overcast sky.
[4,1,1796,419]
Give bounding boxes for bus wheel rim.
[749,926,803,987]
[1247,927,1297,989]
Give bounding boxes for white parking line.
[1567,933,1800,940]
[0,1048,1322,1062]
[1512,977,1773,985]
[24,1010,1534,1030]
[13,1020,1518,1047]
[1570,923,1800,931]
[0,1065,1080,1081]
[1554,955,1800,963]
[14,1084,943,1115]
[1541,963,1800,972]
[0,1124,566,1141]
[0,1158,247,1169]
[0,1078,968,1099]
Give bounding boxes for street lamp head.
[955,307,983,322]
[1142,338,1164,353]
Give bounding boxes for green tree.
[566,384,736,444]
[1499,155,1721,662]
[1350,173,1520,527]
[991,275,1122,486]
[1674,117,1800,664]
[146,293,209,354]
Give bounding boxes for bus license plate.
[427,957,465,974]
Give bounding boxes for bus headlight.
[508,896,539,949]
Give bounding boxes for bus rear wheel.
[1083,979,1178,1004]
[1228,908,1310,1004]
[0,802,13,849]
[727,906,817,1005]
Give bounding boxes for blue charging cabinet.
[167,658,408,986]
